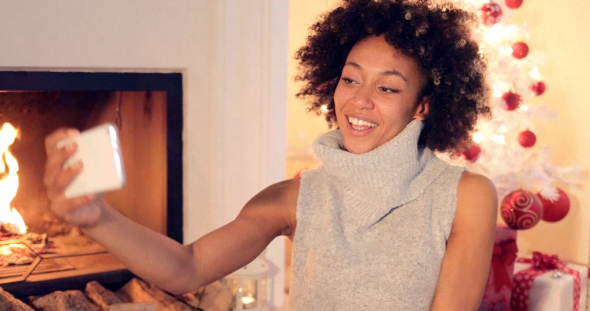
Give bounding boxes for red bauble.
[512,42,529,59]
[480,2,503,26]
[462,143,482,162]
[501,190,543,230]
[539,188,570,222]
[531,81,546,96]
[518,129,536,148]
[501,92,521,111]
[505,0,523,9]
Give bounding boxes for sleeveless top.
[289,120,465,310]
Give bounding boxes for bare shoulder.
[453,171,498,232]
[458,171,495,193]
[239,178,300,238]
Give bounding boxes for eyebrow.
[345,61,408,82]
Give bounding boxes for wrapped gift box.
[511,252,588,311]
[479,225,518,311]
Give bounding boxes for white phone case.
[57,123,126,198]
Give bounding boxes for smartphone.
[57,123,126,198]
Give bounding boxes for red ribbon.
[511,252,581,311]
[491,239,518,292]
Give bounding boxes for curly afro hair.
[295,0,490,153]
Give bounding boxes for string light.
[473,132,484,143]
[492,134,506,144]
[530,66,541,80]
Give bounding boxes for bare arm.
[431,172,497,310]
[44,128,298,295]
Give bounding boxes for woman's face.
[333,35,428,154]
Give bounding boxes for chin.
[343,141,372,154]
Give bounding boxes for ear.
[413,96,430,121]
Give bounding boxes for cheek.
[333,82,355,106]
[333,84,344,108]
[377,102,413,125]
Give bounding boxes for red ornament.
[518,129,536,148]
[539,188,570,222]
[505,0,523,9]
[501,190,543,230]
[531,81,546,96]
[512,42,529,59]
[480,2,503,26]
[462,143,481,162]
[501,92,521,111]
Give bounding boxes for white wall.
[0,0,288,307]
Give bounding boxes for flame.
[0,123,26,234]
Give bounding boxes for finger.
[44,142,77,187]
[51,193,97,217]
[68,194,97,210]
[43,142,78,188]
[46,160,83,199]
[45,128,79,157]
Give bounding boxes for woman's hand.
[44,128,103,228]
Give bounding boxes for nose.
[351,84,374,110]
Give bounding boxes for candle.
[241,295,256,309]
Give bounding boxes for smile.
[347,116,378,130]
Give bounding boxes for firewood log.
[85,281,125,311]
[31,290,99,311]
[176,281,231,311]
[107,302,158,311]
[175,287,204,308]
[0,287,34,311]
[117,278,194,311]
[195,281,232,311]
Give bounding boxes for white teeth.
[347,116,377,128]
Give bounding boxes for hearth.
[0,72,183,299]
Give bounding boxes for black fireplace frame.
[0,71,183,243]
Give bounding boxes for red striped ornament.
[501,190,543,230]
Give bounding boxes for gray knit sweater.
[289,120,465,310]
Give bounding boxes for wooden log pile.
[0,278,232,311]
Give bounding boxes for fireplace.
[0,71,183,298]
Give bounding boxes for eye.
[340,77,357,84]
[379,86,400,94]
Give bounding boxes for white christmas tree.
[450,0,582,229]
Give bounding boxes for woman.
[44,0,497,309]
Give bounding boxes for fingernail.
[65,143,75,152]
[66,129,79,137]
[72,160,83,170]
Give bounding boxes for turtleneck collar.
[312,119,449,228]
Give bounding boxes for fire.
[0,123,26,234]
